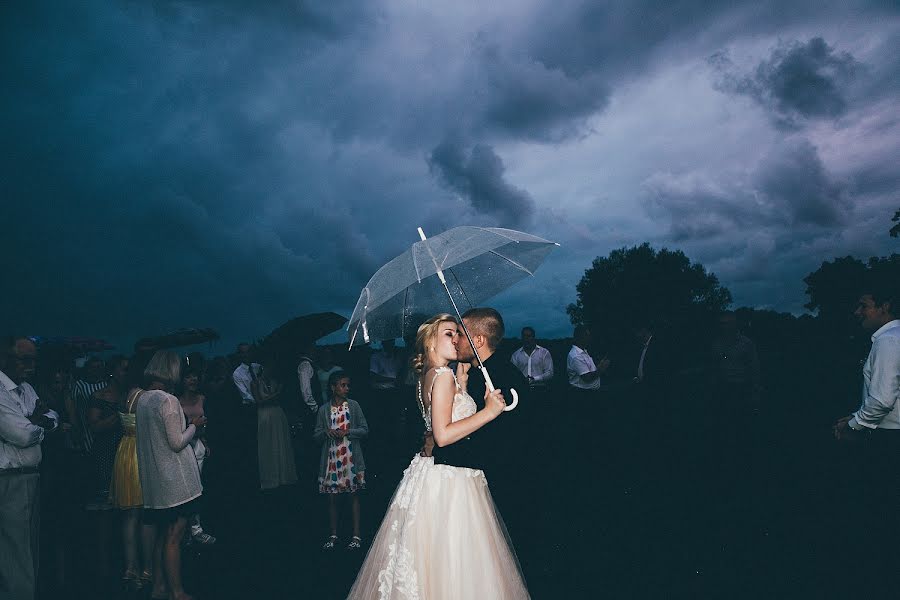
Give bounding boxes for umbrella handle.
[505,388,519,412]
[480,366,519,412]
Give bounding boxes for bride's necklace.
[416,379,432,432]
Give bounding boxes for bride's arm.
[431,371,504,448]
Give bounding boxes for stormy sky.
[2,1,898,352]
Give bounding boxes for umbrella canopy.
[262,312,348,350]
[31,336,116,353]
[134,328,219,352]
[348,226,558,346]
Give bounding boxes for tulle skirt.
[258,404,298,490]
[348,454,529,599]
[109,434,142,509]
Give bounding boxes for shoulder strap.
[126,388,144,413]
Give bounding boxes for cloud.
[644,136,847,240]
[427,139,536,227]
[474,42,610,142]
[710,37,862,128]
[1,0,898,348]
[755,137,848,226]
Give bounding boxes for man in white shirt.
[511,327,554,390]
[567,325,610,392]
[832,285,900,578]
[231,343,261,406]
[833,289,900,436]
[367,339,403,462]
[369,339,401,392]
[0,336,59,600]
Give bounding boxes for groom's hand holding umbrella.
[484,387,506,417]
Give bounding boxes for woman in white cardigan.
[135,351,206,600]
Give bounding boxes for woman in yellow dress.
[109,386,154,588]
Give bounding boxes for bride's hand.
[455,361,471,391]
[484,387,505,418]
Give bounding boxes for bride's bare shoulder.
[423,367,454,396]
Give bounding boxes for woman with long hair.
[347,314,530,599]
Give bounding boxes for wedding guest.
[566,325,610,460]
[179,364,215,545]
[86,355,127,508]
[566,325,610,396]
[296,341,321,412]
[368,338,403,466]
[832,284,900,579]
[0,336,58,600]
[206,356,258,509]
[84,355,127,585]
[398,333,422,456]
[369,339,401,393]
[314,371,368,550]
[231,343,260,406]
[296,343,321,483]
[316,346,343,404]
[136,351,205,600]
[37,367,80,595]
[253,363,298,491]
[185,352,206,379]
[369,337,401,405]
[200,357,256,562]
[510,326,554,390]
[630,321,677,465]
[710,311,761,409]
[109,384,154,590]
[71,355,106,455]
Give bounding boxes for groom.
[454,308,530,531]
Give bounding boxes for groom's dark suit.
[457,353,531,545]
[462,352,530,477]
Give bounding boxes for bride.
[347,313,530,599]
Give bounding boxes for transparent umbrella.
[347,226,559,410]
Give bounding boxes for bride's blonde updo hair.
[411,313,458,375]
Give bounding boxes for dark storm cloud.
[0,1,397,346]
[474,42,610,142]
[644,137,847,240]
[527,0,894,76]
[710,37,862,128]
[755,138,848,226]
[2,0,898,346]
[427,139,535,227]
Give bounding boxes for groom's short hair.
[461,307,504,351]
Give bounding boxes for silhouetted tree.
[891,208,899,238]
[567,244,732,360]
[803,254,900,322]
[802,256,868,327]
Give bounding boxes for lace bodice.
[421,366,477,430]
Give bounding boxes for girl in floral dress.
[314,371,369,550]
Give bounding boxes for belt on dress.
[0,466,39,476]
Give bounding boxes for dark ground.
[44,358,878,599]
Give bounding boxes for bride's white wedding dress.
[347,367,530,599]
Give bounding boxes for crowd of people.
[1,280,897,599]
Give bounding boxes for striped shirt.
[72,378,107,453]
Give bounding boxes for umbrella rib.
[487,249,534,275]
[412,242,423,283]
[446,267,474,309]
[483,227,519,242]
[402,285,410,333]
